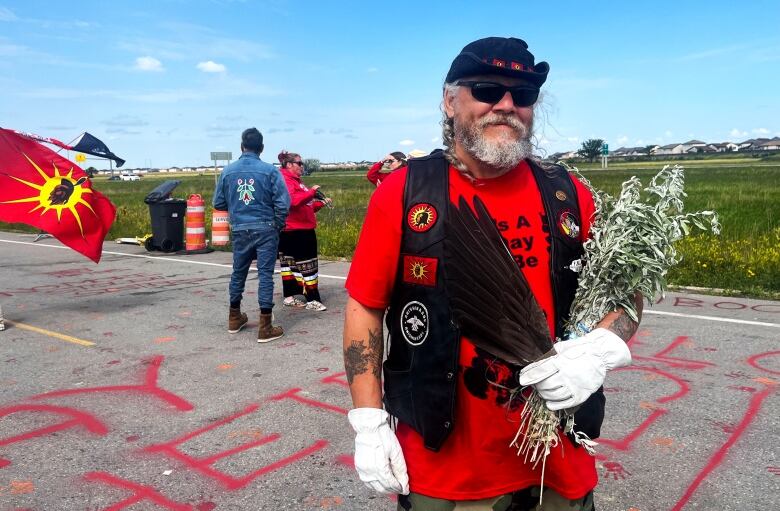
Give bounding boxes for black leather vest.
[384,152,589,451]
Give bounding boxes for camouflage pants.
[397,487,594,511]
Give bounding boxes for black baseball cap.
[445,37,549,87]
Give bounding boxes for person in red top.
[277,150,332,311]
[343,37,641,511]
[366,151,406,186]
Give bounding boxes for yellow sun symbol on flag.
[1,154,94,236]
[410,261,428,280]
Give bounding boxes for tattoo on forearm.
[368,328,383,380]
[607,311,638,341]
[344,328,383,384]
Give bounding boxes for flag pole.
[55,132,84,154]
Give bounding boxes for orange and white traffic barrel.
[185,194,207,251]
[211,210,230,246]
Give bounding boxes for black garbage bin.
[144,180,185,252]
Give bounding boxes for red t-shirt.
[346,162,598,500]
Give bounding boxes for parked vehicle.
[120,173,140,181]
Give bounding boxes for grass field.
[2,161,778,298]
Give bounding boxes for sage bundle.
[511,164,720,491]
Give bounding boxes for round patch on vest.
[407,203,438,233]
[555,190,568,201]
[400,301,429,346]
[558,210,580,239]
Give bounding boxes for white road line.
[645,310,780,328]
[0,238,348,281]
[3,239,778,315]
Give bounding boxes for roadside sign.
[602,144,609,155]
[211,152,232,184]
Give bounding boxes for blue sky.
[1,0,778,169]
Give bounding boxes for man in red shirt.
[343,37,641,511]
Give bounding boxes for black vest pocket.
[382,364,418,430]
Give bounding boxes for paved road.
[0,233,778,511]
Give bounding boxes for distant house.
[555,150,579,160]
[618,146,648,157]
[680,140,707,153]
[757,137,780,151]
[686,144,716,154]
[611,147,629,157]
[738,138,770,151]
[710,142,739,152]
[654,143,685,155]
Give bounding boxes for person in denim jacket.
[213,127,290,342]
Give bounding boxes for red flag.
[402,255,438,287]
[0,128,116,263]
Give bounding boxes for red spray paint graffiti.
[30,355,194,411]
[628,335,714,369]
[84,471,194,511]
[320,372,350,388]
[670,380,777,511]
[0,404,108,468]
[142,403,329,490]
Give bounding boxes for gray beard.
[455,114,533,171]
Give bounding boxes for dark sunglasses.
[291,161,304,166]
[456,81,539,107]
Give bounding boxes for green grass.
[2,163,778,298]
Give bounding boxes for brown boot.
[228,307,248,334]
[257,312,283,343]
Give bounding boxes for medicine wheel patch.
[407,203,437,232]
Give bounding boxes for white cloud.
[399,139,415,146]
[664,130,673,138]
[675,43,747,62]
[118,24,274,63]
[431,136,440,143]
[0,7,17,21]
[617,135,628,144]
[730,128,748,138]
[17,81,281,103]
[367,67,379,73]
[752,127,770,135]
[102,115,148,127]
[134,56,164,72]
[0,39,31,57]
[566,136,579,143]
[197,60,226,73]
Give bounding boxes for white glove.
[348,408,410,495]
[519,328,631,411]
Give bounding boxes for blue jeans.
[229,226,279,310]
